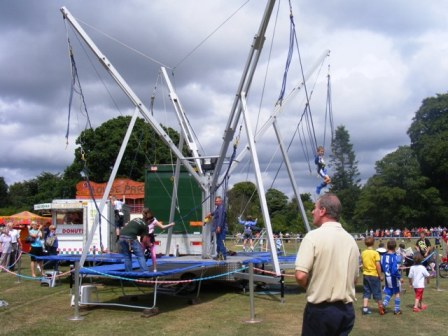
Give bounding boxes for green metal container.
[144,165,203,234]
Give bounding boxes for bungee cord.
[65,39,92,146]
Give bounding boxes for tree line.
[1,93,447,233]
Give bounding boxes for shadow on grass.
[72,278,304,317]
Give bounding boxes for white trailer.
[154,233,203,256]
[35,199,201,256]
[34,199,117,255]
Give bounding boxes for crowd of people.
[2,191,446,335]
[366,227,447,240]
[294,193,447,335]
[0,220,59,277]
[0,222,21,272]
[361,231,435,318]
[0,194,228,276]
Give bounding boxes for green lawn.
[0,238,446,336]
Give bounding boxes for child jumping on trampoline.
[141,210,175,272]
[315,145,331,195]
[238,215,257,252]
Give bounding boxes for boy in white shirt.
[408,253,430,312]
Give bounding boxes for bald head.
[318,193,342,221]
[312,193,342,226]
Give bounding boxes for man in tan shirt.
[295,193,359,336]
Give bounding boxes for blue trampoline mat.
[80,259,222,278]
[36,252,294,278]
[36,253,125,263]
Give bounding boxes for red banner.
[76,178,144,200]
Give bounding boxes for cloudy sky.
[1,0,447,198]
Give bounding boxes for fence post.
[435,245,441,291]
[68,261,84,321]
[244,262,261,323]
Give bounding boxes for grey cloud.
[298,0,447,36]
[1,0,447,198]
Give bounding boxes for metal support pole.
[202,186,213,259]
[68,261,84,321]
[272,120,311,232]
[280,270,285,304]
[240,93,280,275]
[435,245,441,291]
[69,264,74,295]
[244,263,261,323]
[79,107,139,268]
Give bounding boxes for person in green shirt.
[118,208,153,272]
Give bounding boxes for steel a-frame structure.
[62,0,313,275]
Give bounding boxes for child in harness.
[315,145,331,195]
[238,215,257,252]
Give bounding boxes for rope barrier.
[0,260,251,285]
[0,265,45,281]
[0,263,73,281]
[4,249,23,269]
[253,267,295,278]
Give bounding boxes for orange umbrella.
[8,211,47,225]
[1,211,48,253]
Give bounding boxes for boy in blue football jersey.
[381,239,404,315]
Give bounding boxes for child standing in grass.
[361,237,385,315]
[408,253,430,312]
[381,239,403,315]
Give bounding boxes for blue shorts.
[363,275,382,301]
[384,286,401,296]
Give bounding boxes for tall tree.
[63,116,184,183]
[0,177,9,207]
[8,179,38,210]
[284,193,314,234]
[226,181,260,233]
[408,93,448,200]
[266,188,288,217]
[329,125,361,224]
[32,172,66,204]
[353,146,448,229]
[7,172,67,210]
[266,188,289,233]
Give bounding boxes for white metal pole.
[272,120,311,232]
[165,136,184,256]
[60,7,205,189]
[79,108,138,268]
[240,93,280,275]
[211,0,277,189]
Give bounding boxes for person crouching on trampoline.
[238,215,257,252]
[315,145,331,194]
[119,208,172,273]
[141,211,175,273]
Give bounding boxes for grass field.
[0,239,447,336]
